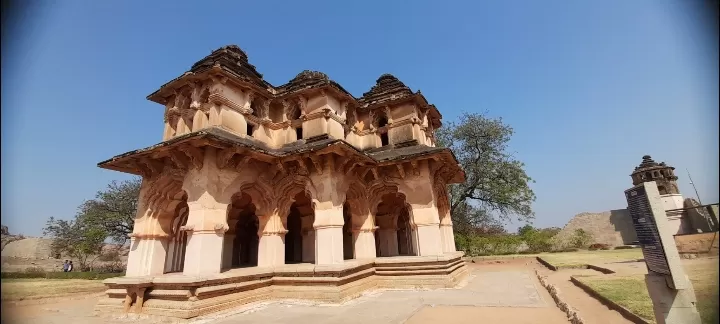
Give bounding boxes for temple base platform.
[95,252,468,319]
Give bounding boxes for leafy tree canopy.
[43,216,106,271]
[79,178,141,244]
[437,112,536,234]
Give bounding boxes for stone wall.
[674,232,719,256]
[553,209,637,247]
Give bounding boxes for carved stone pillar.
[126,235,169,276]
[257,213,286,267]
[377,228,399,257]
[310,155,348,265]
[301,215,315,263]
[182,206,228,276]
[399,161,443,257]
[314,207,344,264]
[440,223,455,253]
[181,147,232,276]
[406,205,443,256]
[125,179,175,277]
[222,218,240,269]
[349,199,376,259]
[222,235,236,269]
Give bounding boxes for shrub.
[1,271,123,280]
[24,266,46,274]
[570,229,593,248]
[455,233,525,256]
[588,243,611,251]
[93,261,125,273]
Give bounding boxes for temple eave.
[146,67,274,105]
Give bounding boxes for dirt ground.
[2,258,577,324]
[8,256,708,324]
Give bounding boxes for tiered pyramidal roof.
[150,44,434,111]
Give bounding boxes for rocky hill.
[552,209,637,247]
[1,225,129,272]
[1,225,26,251]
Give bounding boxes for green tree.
[43,216,107,271]
[437,112,536,234]
[80,178,141,244]
[517,224,535,237]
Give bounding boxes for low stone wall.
[534,270,584,324]
[674,232,719,256]
[96,252,468,319]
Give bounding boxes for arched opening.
[378,116,388,128]
[378,116,390,146]
[291,104,302,120]
[343,203,353,260]
[164,196,189,273]
[286,207,303,263]
[228,192,259,268]
[374,193,414,257]
[251,100,261,118]
[286,192,314,263]
[380,132,389,146]
[296,127,303,140]
[396,207,414,256]
[247,123,255,136]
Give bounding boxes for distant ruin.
[554,155,719,249]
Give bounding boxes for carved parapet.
[208,93,250,114]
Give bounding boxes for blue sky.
[2,1,718,236]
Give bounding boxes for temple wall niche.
[303,118,328,139]
[324,95,345,139]
[252,123,273,143]
[269,102,284,123]
[389,123,414,144]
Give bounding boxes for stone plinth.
[96,252,467,319]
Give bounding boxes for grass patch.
[577,259,719,324]
[1,278,107,301]
[539,249,643,268]
[581,276,654,322]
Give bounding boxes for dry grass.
[0,279,107,301]
[577,258,719,324]
[539,249,644,268]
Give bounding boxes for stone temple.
[96,45,468,318]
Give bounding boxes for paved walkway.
[3,260,571,324]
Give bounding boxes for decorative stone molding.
[213,222,229,233]
[128,233,171,240]
[178,225,194,232]
[208,93,249,114]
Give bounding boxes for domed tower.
[630,155,680,195]
[630,155,687,235]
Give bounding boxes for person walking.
[62,260,69,272]
[67,261,74,272]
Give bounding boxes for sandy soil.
[3,257,575,324]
